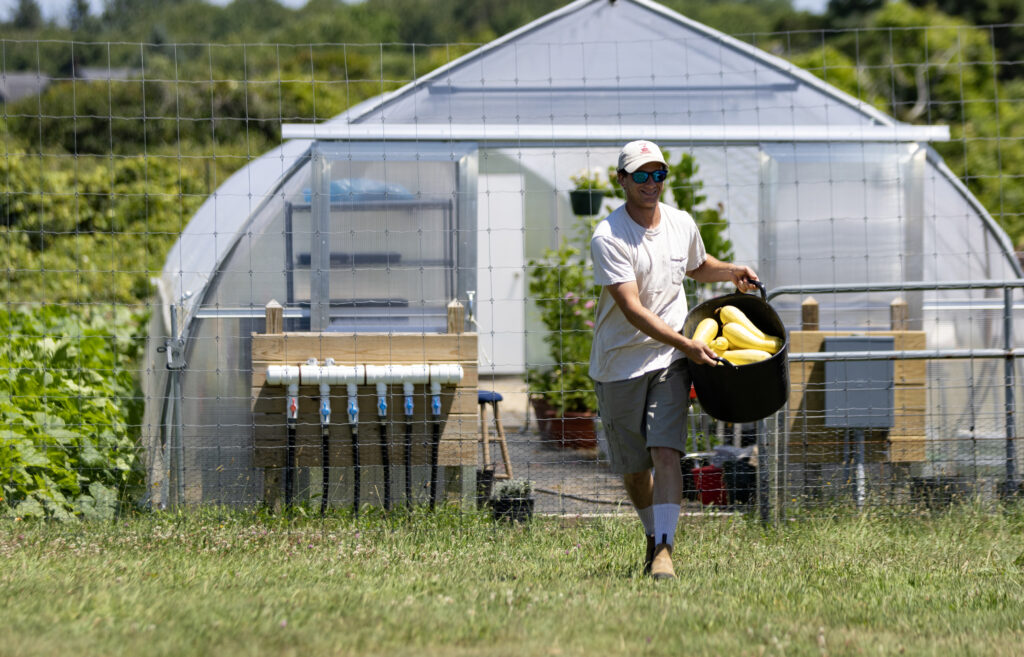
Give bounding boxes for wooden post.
[890,297,909,331]
[801,296,819,331]
[447,299,465,334]
[265,299,283,335]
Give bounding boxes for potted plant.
[527,218,601,450]
[568,167,611,216]
[490,479,535,523]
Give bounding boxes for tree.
[12,0,43,29]
[906,0,1024,81]
[68,0,90,31]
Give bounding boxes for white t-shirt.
[588,202,707,382]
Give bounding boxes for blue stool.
[478,390,513,480]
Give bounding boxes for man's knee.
[623,469,651,486]
[650,446,681,466]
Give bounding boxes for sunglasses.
[628,169,668,184]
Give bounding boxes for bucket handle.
[713,356,737,369]
[742,279,766,302]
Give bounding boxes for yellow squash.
[691,317,719,345]
[709,336,730,356]
[720,349,772,366]
[717,305,766,340]
[722,322,783,354]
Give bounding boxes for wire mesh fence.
[4,4,1024,521]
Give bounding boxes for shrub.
[0,304,146,519]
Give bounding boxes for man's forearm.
[618,301,690,352]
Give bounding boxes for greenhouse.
[143,0,1024,510]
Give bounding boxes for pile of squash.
[690,305,784,366]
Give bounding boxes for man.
[589,140,758,580]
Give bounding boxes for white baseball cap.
[617,140,667,173]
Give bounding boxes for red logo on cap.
[640,143,650,153]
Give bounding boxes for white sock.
[636,505,655,536]
[653,503,680,547]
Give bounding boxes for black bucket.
[681,282,789,423]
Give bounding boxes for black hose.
[320,424,330,516]
[405,420,413,506]
[429,419,441,511]
[285,418,296,508]
[381,421,391,511]
[351,425,360,517]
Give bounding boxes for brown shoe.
[642,534,655,575]
[651,537,675,580]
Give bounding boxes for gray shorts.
[594,359,691,475]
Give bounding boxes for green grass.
[2,506,1024,657]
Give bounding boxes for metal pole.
[1004,287,1019,493]
[162,304,188,508]
[173,373,185,505]
[430,383,442,511]
[404,383,414,507]
[757,418,770,525]
[320,382,331,516]
[347,384,360,517]
[854,428,866,509]
[377,383,391,511]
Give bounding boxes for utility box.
[823,336,895,429]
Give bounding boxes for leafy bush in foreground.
[0,304,146,519]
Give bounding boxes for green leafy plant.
[492,478,534,500]
[569,166,613,193]
[0,304,146,519]
[527,218,600,415]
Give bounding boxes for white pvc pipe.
[319,381,331,424]
[319,358,333,425]
[346,382,359,423]
[275,362,458,386]
[325,364,364,385]
[300,359,364,386]
[286,382,299,420]
[429,364,464,384]
[402,381,415,416]
[266,364,299,386]
[365,364,405,384]
[375,381,389,417]
[402,364,431,384]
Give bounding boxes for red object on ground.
[691,464,728,505]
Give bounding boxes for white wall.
[476,173,526,375]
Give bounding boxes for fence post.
[265,299,283,334]
[1004,287,1019,495]
[801,296,819,331]
[447,299,465,334]
[890,297,908,331]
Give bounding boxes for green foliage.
[663,150,734,265]
[526,221,600,414]
[785,3,1024,248]
[659,0,799,36]
[11,0,43,30]
[786,44,891,115]
[0,304,146,520]
[0,147,208,304]
[906,0,1024,82]
[491,478,533,500]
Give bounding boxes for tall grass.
[2,505,1023,656]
